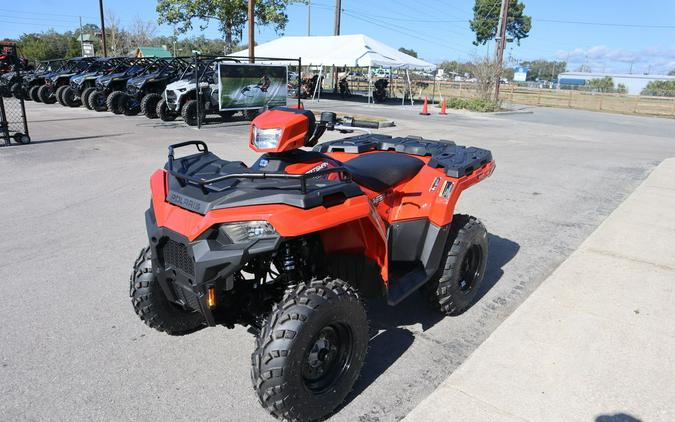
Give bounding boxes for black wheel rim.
[302,323,354,394]
[458,244,482,293]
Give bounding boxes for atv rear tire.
[55,85,68,106]
[38,85,55,104]
[423,214,488,316]
[181,99,203,126]
[89,91,107,111]
[29,86,41,102]
[156,98,176,121]
[141,93,162,119]
[81,87,96,110]
[107,91,126,114]
[251,278,369,421]
[129,246,206,335]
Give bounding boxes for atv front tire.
[29,86,41,102]
[107,91,126,114]
[89,91,107,111]
[156,98,176,121]
[10,83,22,99]
[181,99,204,126]
[38,85,55,104]
[141,93,162,119]
[55,85,68,106]
[61,86,81,107]
[81,87,96,110]
[251,278,369,421]
[129,246,206,335]
[424,214,488,316]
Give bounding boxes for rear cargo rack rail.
[167,141,352,194]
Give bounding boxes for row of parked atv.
[0,56,255,126]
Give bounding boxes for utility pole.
[307,0,311,36]
[79,16,84,57]
[334,0,341,35]
[98,0,107,57]
[493,0,509,102]
[248,0,255,62]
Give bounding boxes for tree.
[586,76,614,92]
[129,18,158,48]
[469,56,501,102]
[519,59,566,81]
[470,0,531,46]
[156,0,303,53]
[398,47,418,58]
[641,80,675,97]
[438,60,474,77]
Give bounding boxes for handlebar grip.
[350,119,379,129]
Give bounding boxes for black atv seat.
[343,152,424,192]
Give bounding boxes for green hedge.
[443,97,500,112]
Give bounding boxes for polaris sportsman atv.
[87,58,159,112]
[22,59,65,102]
[37,57,96,104]
[130,107,494,421]
[63,57,129,109]
[115,57,191,116]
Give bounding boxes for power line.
[537,18,675,29]
[341,9,474,55]
[0,8,98,20]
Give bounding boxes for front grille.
[166,90,177,105]
[161,239,195,275]
[127,85,138,96]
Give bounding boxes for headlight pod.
[252,126,282,150]
[220,221,278,243]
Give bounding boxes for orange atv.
[130,107,495,421]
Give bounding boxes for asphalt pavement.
[1,100,674,421]
[405,158,675,422]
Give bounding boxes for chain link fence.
[0,67,30,146]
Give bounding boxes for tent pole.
[368,66,371,104]
[431,68,437,106]
[389,67,393,102]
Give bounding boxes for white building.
[558,72,675,95]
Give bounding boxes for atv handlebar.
[167,141,352,194]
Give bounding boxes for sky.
[1,0,674,74]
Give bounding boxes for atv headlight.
[220,221,278,243]
[252,126,282,150]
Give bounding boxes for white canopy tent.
[231,34,436,103]
[231,34,436,70]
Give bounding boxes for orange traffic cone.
[439,97,447,115]
[419,97,431,115]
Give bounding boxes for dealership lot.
[2,101,675,421]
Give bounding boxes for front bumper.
[145,207,281,326]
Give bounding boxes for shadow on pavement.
[336,232,519,413]
[475,233,520,303]
[596,413,642,422]
[29,115,116,123]
[14,133,129,146]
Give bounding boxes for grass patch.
[441,97,501,112]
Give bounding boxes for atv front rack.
[167,141,353,194]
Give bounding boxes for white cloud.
[554,45,675,74]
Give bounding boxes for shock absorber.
[282,243,296,273]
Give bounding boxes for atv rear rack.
[167,141,353,194]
